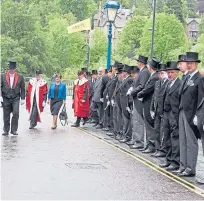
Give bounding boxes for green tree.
[116,16,147,58]
[199,14,204,35]
[193,34,204,68]
[138,13,186,62]
[90,28,107,68]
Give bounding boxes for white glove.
[193,116,198,126]
[100,98,104,103]
[126,87,133,96]
[0,96,3,102]
[106,95,109,99]
[138,98,143,102]
[126,107,131,114]
[203,124,204,131]
[42,101,46,107]
[111,100,115,106]
[150,111,155,119]
[21,99,25,105]
[107,100,110,106]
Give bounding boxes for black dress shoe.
[142,148,155,154]
[172,168,185,174]
[29,126,34,129]
[93,123,99,127]
[102,127,110,131]
[71,124,80,127]
[178,170,195,177]
[139,147,147,151]
[159,161,171,168]
[115,135,122,140]
[11,131,18,135]
[154,151,166,158]
[130,144,144,149]
[150,151,158,157]
[126,140,135,145]
[166,165,179,171]
[95,124,102,129]
[82,118,89,125]
[106,132,114,136]
[119,138,130,143]
[2,132,9,136]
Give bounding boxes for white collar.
[9,73,15,77]
[140,66,145,72]
[170,77,178,87]
[151,71,156,76]
[189,70,198,79]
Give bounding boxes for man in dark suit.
[137,58,160,153]
[177,52,202,177]
[159,62,181,171]
[150,64,169,157]
[178,55,188,81]
[118,65,134,143]
[1,61,25,135]
[128,55,150,149]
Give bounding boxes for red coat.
[26,78,48,122]
[73,78,90,118]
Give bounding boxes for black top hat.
[91,69,98,75]
[36,69,43,75]
[81,67,88,72]
[166,61,180,71]
[116,65,123,74]
[86,71,91,76]
[8,61,17,69]
[113,61,122,67]
[149,58,160,70]
[131,66,140,73]
[158,63,167,71]
[178,54,187,62]
[122,65,132,74]
[186,52,201,63]
[136,55,148,64]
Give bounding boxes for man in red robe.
[26,70,48,129]
[71,70,90,127]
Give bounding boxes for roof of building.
[186,18,201,24]
[94,8,133,28]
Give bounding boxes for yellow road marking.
[78,127,204,198]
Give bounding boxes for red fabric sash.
[5,72,19,88]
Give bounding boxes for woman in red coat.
[26,70,48,129]
[71,70,90,127]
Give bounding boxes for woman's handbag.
[59,105,68,126]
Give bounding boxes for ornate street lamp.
[104,0,120,70]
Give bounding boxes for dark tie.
[184,74,191,85]
[182,74,186,81]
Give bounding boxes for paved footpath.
[1,97,204,200]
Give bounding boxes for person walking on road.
[71,70,90,127]
[26,70,48,129]
[1,60,25,136]
[48,73,66,129]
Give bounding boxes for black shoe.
[178,170,195,177]
[151,151,158,157]
[130,144,144,149]
[154,151,166,158]
[115,134,122,140]
[82,118,89,125]
[166,165,179,171]
[139,147,147,151]
[159,161,170,168]
[172,168,185,174]
[93,123,99,127]
[126,140,135,145]
[29,126,34,129]
[119,138,130,143]
[106,132,114,137]
[142,147,155,154]
[95,124,102,129]
[71,123,80,127]
[2,132,9,136]
[11,131,18,135]
[102,127,110,131]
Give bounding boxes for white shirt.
[189,70,198,79]
[9,74,15,88]
[140,66,146,72]
[150,71,156,77]
[170,77,178,88]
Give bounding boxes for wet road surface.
[1,100,204,200]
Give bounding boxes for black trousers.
[30,96,38,127]
[154,114,162,150]
[3,97,20,133]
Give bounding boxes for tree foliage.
[193,34,204,68]
[199,14,204,35]
[138,13,186,62]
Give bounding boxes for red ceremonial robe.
[26,78,48,122]
[73,78,90,118]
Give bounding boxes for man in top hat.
[118,65,134,143]
[26,70,48,129]
[113,65,124,139]
[177,52,202,177]
[150,63,169,157]
[106,62,123,137]
[131,66,140,79]
[159,61,181,171]
[137,57,160,153]
[81,67,88,78]
[128,55,150,149]
[88,69,98,123]
[1,60,25,135]
[178,54,188,81]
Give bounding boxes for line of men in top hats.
[79,52,204,181]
